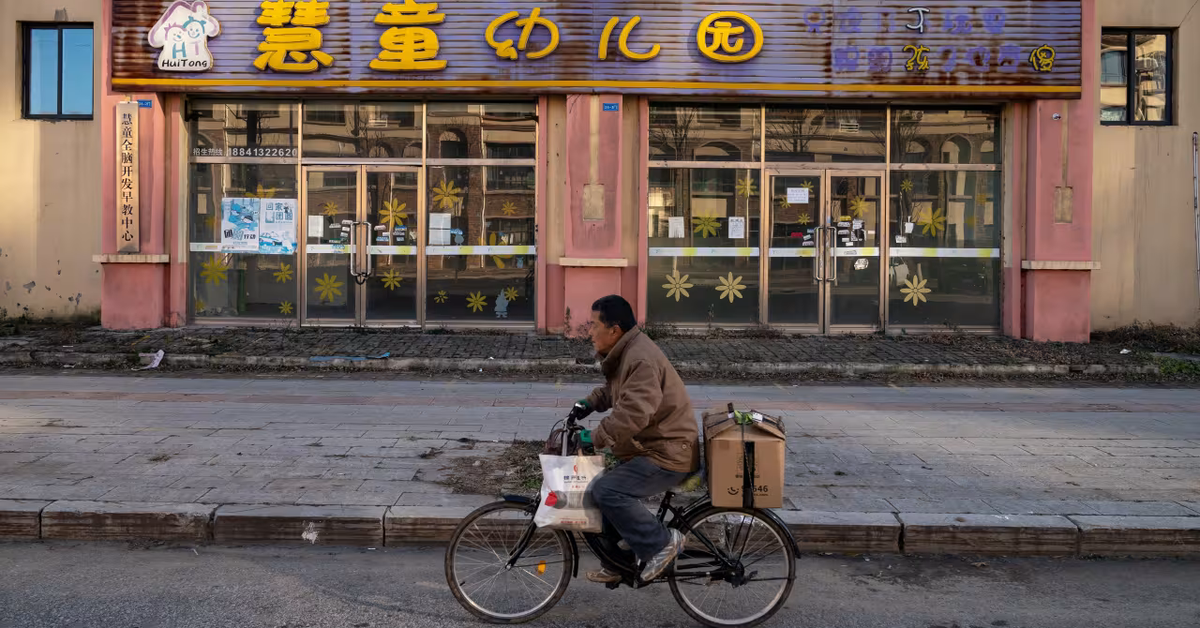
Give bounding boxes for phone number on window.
[226,147,298,158]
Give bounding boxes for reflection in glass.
[891,109,1000,165]
[766,107,886,163]
[1100,33,1129,123]
[366,171,419,321]
[28,29,59,116]
[426,103,537,161]
[426,166,536,322]
[189,164,298,319]
[647,168,760,324]
[767,175,820,325]
[829,176,881,327]
[188,100,299,158]
[60,28,94,116]
[649,105,761,161]
[890,172,999,249]
[305,170,357,322]
[888,258,1000,328]
[1134,34,1169,122]
[302,101,421,158]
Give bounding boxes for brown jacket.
[587,328,700,474]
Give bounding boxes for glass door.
[766,172,824,330]
[365,167,421,325]
[303,167,359,324]
[827,173,884,330]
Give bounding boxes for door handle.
[342,220,357,280]
[829,227,839,287]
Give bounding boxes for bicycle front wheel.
[668,508,796,628]
[444,501,574,624]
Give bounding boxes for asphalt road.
[0,542,1196,628]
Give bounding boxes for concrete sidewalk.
[1,375,1198,556]
[0,326,1172,378]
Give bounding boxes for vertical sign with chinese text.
[116,101,140,254]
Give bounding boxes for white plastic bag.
[533,454,605,532]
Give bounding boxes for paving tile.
[887,498,999,514]
[1079,501,1197,517]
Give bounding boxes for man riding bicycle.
[568,295,700,584]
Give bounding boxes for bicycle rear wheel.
[668,508,796,628]
[444,501,574,624]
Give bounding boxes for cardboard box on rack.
[702,405,787,509]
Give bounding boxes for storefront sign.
[147,1,222,72]
[112,1,1082,98]
[115,102,140,254]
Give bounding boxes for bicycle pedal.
[604,581,621,590]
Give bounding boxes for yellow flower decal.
[379,199,408,230]
[488,232,513,269]
[314,273,344,303]
[466,291,487,313]
[245,184,276,199]
[692,216,720,238]
[975,192,990,206]
[801,180,815,192]
[662,270,694,302]
[917,207,947,237]
[776,195,791,209]
[504,287,519,302]
[322,202,339,218]
[901,273,932,307]
[200,255,230,285]
[279,301,294,315]
[432,180,462,209]
[799,213,813,225]
[273,263,293,283]
[380,269,403,291]
[716,273,746,303]
[500,202,518,216]
[848,197,868,219]
[194,298,206,314]
[965,214,978,229]
[434,290,449,304]
[900,178,914,194]
[736,176,757,198]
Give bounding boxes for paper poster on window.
[787,188,809,205]
[221,198,259,252]
[429,212,452,246]
[668,216,685,239]
[727,217,746,240]
[308,214,325,238]
[258,199,296,255]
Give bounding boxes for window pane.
[888,258,1000,328]
[426,103,537,161]
[1134,34,1169,122]
[426,165,536,323]
[891,109,1001,165]
[28,28,59,115]
[60,28,93,116]
[189,164,299,319]
[650,105,761,162]
[302,101,421,158]
[647,168,761,324]
[766,107,886,163]
[1100,33,1129,123]
[890,172,1000,249]
[189,101,299,158]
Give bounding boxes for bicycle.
[444,414,799,627]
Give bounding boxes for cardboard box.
[703,405,787,509]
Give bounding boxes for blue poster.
[258,199,297,255]
[220,198,260,252]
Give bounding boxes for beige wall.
[1092,0,1200,329]
[0,0,101,320]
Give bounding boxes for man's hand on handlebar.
[567,399,592,424]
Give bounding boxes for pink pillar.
[1021,0,1098,343]
[560,94,626,335]
[98,0,170,329]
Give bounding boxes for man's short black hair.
[592,295,637,332]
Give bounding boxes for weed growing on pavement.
[441,440,544,496]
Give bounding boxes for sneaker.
[640,529,685,582]
[586,567,622,584]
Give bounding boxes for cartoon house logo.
[148,1,221,72]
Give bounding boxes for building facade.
[2,0,1197,340]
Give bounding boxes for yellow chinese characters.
[904,45,930,72]
[1029,45,1056,73]
[697,11,762,63]
[598,16,660,61]
[254,0,334,73]
[371,0,447,72]
[486,8,559,61]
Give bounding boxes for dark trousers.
[589,457,689,563]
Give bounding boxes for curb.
[3,501,1198,558]
[0,350,1161,377]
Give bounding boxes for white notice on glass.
[787,188,810,204]
[904,222,915,234]
[727,217,746,239]
[308,215,324,237]
[668,216,685,239]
